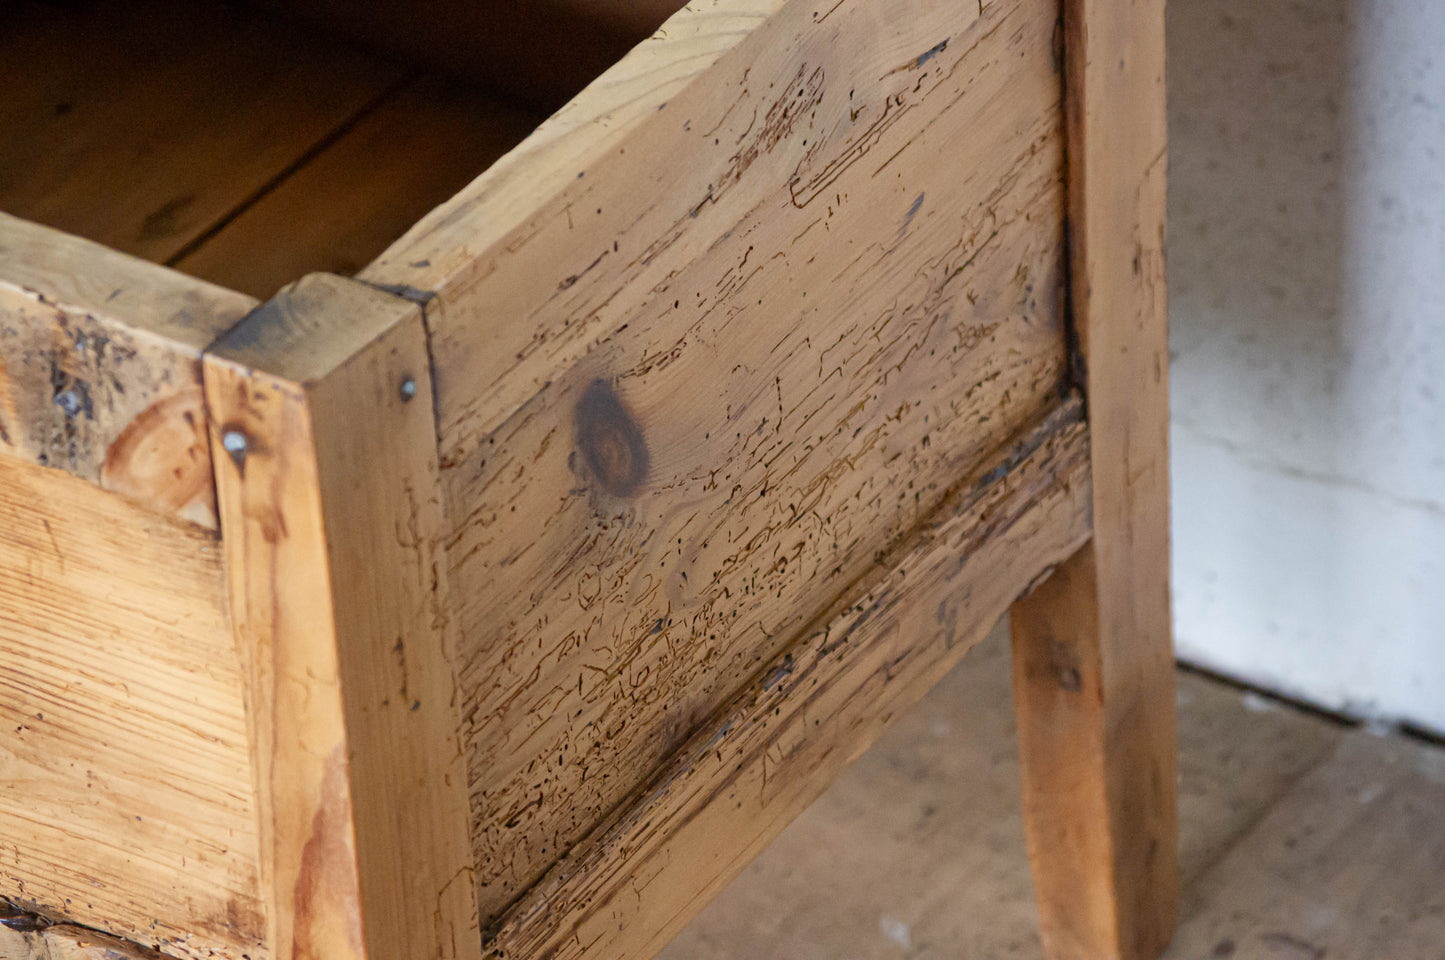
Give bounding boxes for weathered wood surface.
[0,0,404,267]
[0,456,263,960]
[204,275,479,960]
[371,0,1068,920]
[0,214,255,526]
[1168,731,1445,960]
[1009,0,1177,958]
[487,398,1092,960]
[174,77,541,299]
[0,902,162,960]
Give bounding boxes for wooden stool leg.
[1008,0,1176,956]
[1010,543,1177,960]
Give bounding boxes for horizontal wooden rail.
[485,396,1093,960]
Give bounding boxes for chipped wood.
[0,901,165,960]
[0,213,254,526]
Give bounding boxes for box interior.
[0,0,679,299]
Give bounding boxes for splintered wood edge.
[0,213,257,528]
[483,396,1093,960]
[202,273,480,960]
[0,902,165,960]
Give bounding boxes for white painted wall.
[1168,0,1445,733]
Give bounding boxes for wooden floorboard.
[659,621,1441,960]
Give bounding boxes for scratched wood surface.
[0,456,263,960]
[367,0,1068,923]
[0,213,256,527]
[486,399,1093,960]
[204,275,479,960]
[1009,0,1177,957]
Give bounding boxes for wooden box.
[0,1,1175,958]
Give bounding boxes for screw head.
[399,377,418,402]
[221,430,248,455]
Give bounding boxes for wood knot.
[575,379,648,498]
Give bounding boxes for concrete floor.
[659,622,1445,960]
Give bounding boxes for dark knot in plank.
[575,379,648,498]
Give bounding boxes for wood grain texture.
[0,903,162,960]
[0,0,404,266]
[487,398,1093,960]
[1168,731,1445,960]
[204,275,479,960]
[365,0,1070,919]
[0,456,263,960]
[175,76,541,299]
[0,213,256,526]
[1008,0,1177,958]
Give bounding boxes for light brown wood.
[488,398,1093,960]
[367,0,1069,919]
[0,455,263,960]
[175,77,541,299]
[204,275,479,960]
[0,213,255,526]
[1008,0,1177,958]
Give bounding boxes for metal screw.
[399,377,418,402]
[221,429,248,468]
[53,390,82,418]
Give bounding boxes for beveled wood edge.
[482,396,1093,960]
[202,274,479,960]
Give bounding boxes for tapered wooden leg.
[1010,542,1177,960]
[1009,0,1177,955]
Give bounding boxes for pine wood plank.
[0,457,262,960]
[488,398,1093,960]
[176,77,541,299]
[203,275,479,960]
[0,213,256,526]
[1008,0,1177,958]
[371,0,1070,919]
[0,0,405,266]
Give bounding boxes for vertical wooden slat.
[203,274,480,960]
[1008,0,1177,958]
